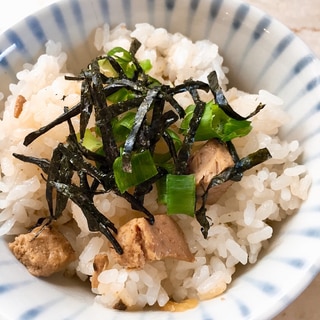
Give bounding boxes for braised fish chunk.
[189,138,235,203]
[114,214,194,269]
[9,225,76,277]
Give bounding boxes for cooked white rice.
[0,23,311,310]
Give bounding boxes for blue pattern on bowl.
[18,298,63,320]
[1,0,320,319]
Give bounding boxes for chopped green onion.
[112,112,136,144]
[113,150,158,193]
[155,176,167,204]
[139,59,152,73]
[98,58,118,77]
[108,47,137,79]
[180,100,252,141]
[107,46,152,80]
[107,87,136,103]
[166,174,196,216]
[77,129,102,152]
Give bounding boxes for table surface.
[0,1,319,319]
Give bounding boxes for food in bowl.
[0,22,311,310]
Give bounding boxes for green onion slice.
[113,149,158,193]
[166,174,196,216]
[180,100,252,142]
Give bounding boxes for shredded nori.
[13,39,272,253]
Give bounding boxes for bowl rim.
[0,0,320,319]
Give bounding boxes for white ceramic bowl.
[1,0,320,319]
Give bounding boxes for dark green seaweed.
[176,87,206,175]
[208,71,265,120]
[122,88,160,172]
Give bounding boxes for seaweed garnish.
[13,39,272,252]
[122,87,159,172]
[176,86,207,175]
[208,71,266,120]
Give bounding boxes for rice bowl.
[0,0,316,320]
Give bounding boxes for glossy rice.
[0,23,311,309]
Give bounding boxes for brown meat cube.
[91,253,109,289]
[9,225,76,277]
[189,139,235,204]
[114,214,194,269]
[14,94,26,118]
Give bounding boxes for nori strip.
[122,88,159,172]
[45,143,73,218]
[176,87,206,174]
[208,71,265,120]
[51,181,123,254]
[12,153,50,173]
[79,74,94,140]
[90,60,119,167]
[108,97,145,117]
[23,102,82,146]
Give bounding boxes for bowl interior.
[1,0,320,319]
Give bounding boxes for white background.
[0,1,319,319]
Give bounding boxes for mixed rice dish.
[0,23,311,311]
